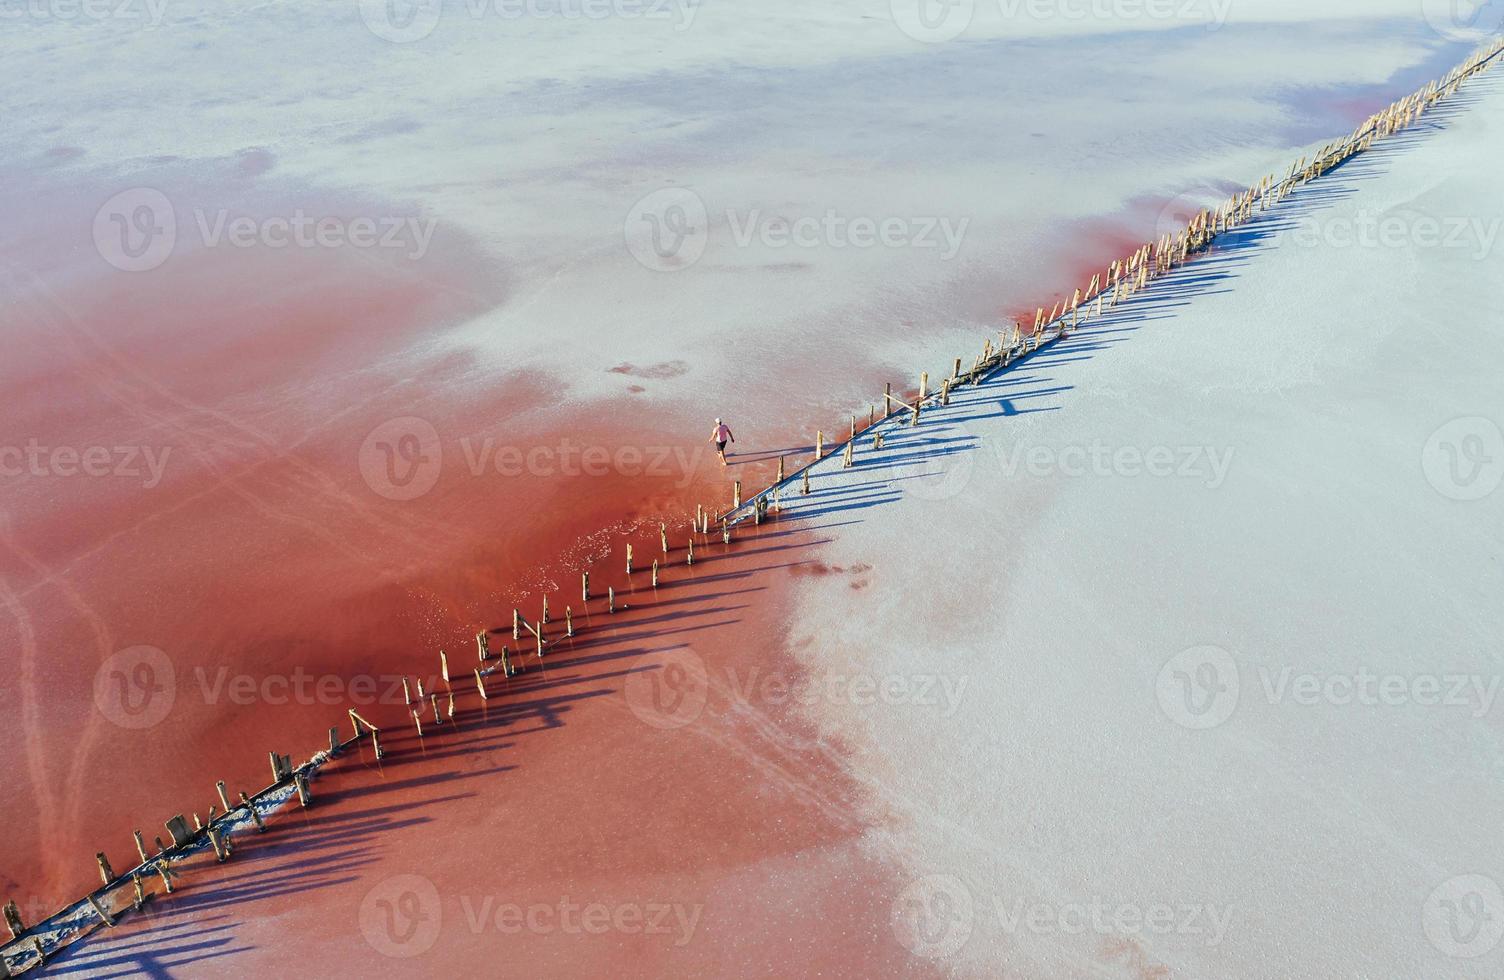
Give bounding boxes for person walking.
[709,418,735,465]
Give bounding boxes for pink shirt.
[713,424,732,442]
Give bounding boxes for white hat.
[715,418,722,424]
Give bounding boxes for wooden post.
[608,587,616,613]
[371,728,383,760]
[652,560,659,587]
[733,482,741,509]
[416,677,425,699]
[430,693,441,724]
[207,825,229,863]
[542,595,550,625]
[133,830,149,864]
[132,873,146,910]
[884,382,892,416]
[565,606,574,637]
[477,630,489,662]
[874,431,884,450]
[535,623,544,658]
[815,431,823,459]
[3,900,22,939]
[687,537,695,564]
[513,607,520,641]
[777,456,785,482]
[96,852,114,886]
[625,544,634,575]
[940,378,951,406]
[850,415,856,440]
[582,572,590,603]
[156,862,173,894]
[951,357,962,380]
[402,676,412,705]
[440,651,450,684]
[660,523,669,554]
[216,781,232,814]
[87,895,115,928]
[801,468,811,495]
[328,726,339,752]
[294,772,311,808]
[842,441,853,469]
[919,372,928,399]
[413,709,424,737]
[240,792,266,832]
[475,668,489,700]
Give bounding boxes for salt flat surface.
[775,67,1504,979]
[3,1,1494,420]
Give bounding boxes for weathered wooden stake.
[626,543,634,575]
[513,607,521,641]
[842,441,854,469]
[687,537,695,564]
[816,430,823,458]
[475,668,489,700]
[565,606,574,637]
[801,468,811,495]
[440,650,450,683]
[582,572,590,602]
[132,873,146,910]
[777,456,785,482]
[733,482,741,508]
[294,772,311,807]
[652,560,660,587]
[660,523,669,554]
[542,595,550,625]
[402,676,412,705]
[477,630,490,662]
[96,853,114,886]
[87,895,115,928]
[608,587,616,613]
[240,792,266,832]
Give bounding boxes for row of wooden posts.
[5,33,1501,980]
[707,32,1504,529]
[0,722,367,977]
